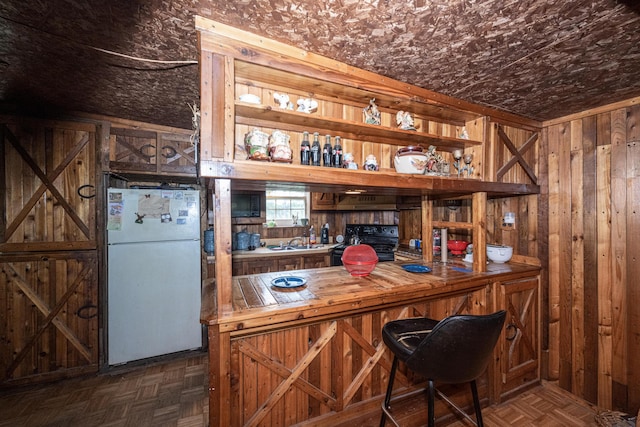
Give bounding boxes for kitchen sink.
[267,244,325,251]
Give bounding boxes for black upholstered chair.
[380,310,507,427]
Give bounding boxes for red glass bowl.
[341,244,379,276]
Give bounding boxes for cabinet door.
[243,259,275,275]
[1,118,97,252]
[277,256,302,271]
[232,260,243,276]
[310,193,337,210]
[498,276,539,400]
[302,254,329,269]
[0,252,99,385]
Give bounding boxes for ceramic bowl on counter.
[394,146,428,174]
[487,244,513,263]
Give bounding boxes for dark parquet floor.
[0,351,606,427]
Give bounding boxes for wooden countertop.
[201,260,540,333]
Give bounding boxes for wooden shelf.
[432,220,474,230]
[202,160,539,198]
[235,60,484,126]
[235,102,482,151]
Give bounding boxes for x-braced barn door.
[0,117,100,386]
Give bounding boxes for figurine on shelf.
[274,92,294,110]
[363,154,379,171]
[396,111,417,131]
[363,98,381,125]
[459,126,470,139]
[424,145,444,174]
[343,152,358,170]
[296,98,318,114]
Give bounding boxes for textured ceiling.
[1,0,640,130]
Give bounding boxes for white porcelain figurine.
[396,111,416,130]
[296,98,318,114]
[273,92,293,109]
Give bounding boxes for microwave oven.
[231,192,263,218]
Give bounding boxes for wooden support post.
[473,192,487,272]
[422,195,433,263]
[214,178,232,313]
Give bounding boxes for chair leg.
[470,380,483,427]
[428,379,435,427]
[380,356,399,427]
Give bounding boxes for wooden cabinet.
[232,253,330,276]
[311,192,338,210]
[493,275,539,402]
[301,253,330,269]
[108,126,196,178]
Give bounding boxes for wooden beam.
[472,192,487,272]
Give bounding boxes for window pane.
[266,190,309,224]
[291,199,305,209]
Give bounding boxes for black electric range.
[331,224,399,266]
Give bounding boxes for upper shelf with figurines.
[233,61,482,152]
[234,99,480,153]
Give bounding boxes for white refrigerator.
[106,188,202,365]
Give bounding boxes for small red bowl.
[341,244,378,276]
[447,240,469,255]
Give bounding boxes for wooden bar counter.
[201,260,540,427]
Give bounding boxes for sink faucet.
[287,237,304,247]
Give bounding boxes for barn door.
[0,117,100,385]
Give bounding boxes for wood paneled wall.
[544,103,640,414]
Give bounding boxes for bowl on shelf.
[341,244,378,276]
[447,240,469,255]
[487,244,513,263]
[394,146,429,174]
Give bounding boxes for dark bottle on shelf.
[323,134,333,167]
[332,136,343,167]
[310,132,321,166]
[300,131,310,165]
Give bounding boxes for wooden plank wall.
[485,123,539,256]
[544,103,640,415]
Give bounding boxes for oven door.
[331,247,345,266]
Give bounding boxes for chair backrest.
[405,310,506,384]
